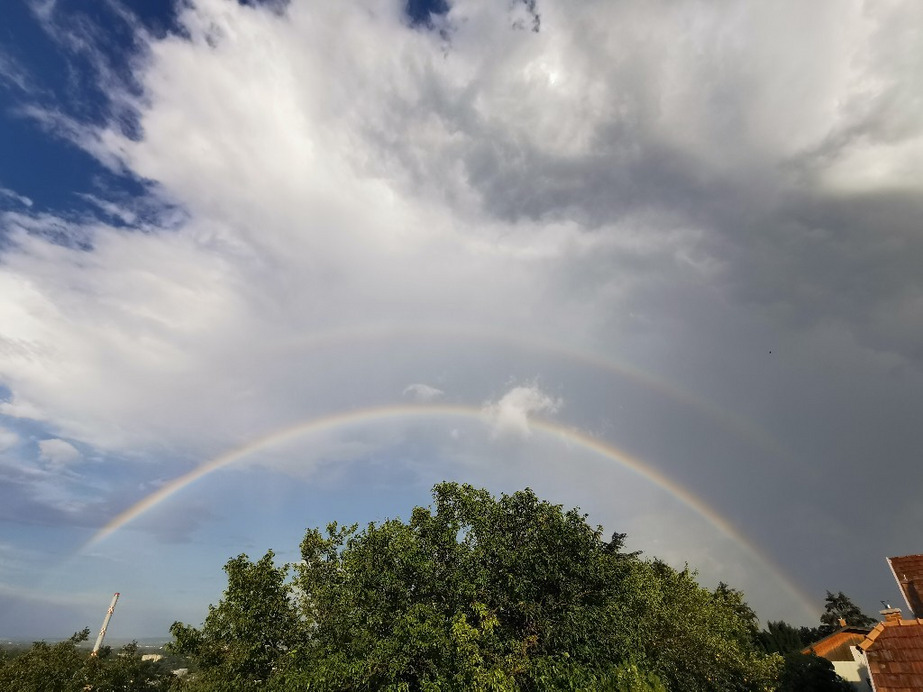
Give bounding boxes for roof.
[858,618,923,692]
[803,627,873,661]
[888,555,923,619]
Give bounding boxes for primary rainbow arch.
[86,403,816,618]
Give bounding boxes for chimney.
[880,607,902,623]
[838,618,847,628]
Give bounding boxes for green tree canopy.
[170,482,781,691]
[0,627,172,692]
[776,653,853,692]
[756,620,805,655]
[819,591,877,633]
[169,550,302,690]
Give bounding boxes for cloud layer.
[1,0,922,632]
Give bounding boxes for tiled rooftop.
[889,555,923,619]
[859,618,923,692]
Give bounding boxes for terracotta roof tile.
[889,555,923,619]
[861,619,923,692]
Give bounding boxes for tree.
[169,549,302,690]
[796,590,879,647]
[286,483,635,690]
[757,620,805,654]
[85,641,175,691]
[0,627,171,692]
[171,483,781,690]
[798,625,824,648]
[610,560,779,691]
[714,581,759,642]
[819,591,877,633]
[777,652,853,692]
[0,628,91,692]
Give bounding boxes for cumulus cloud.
[37,438,81,466]
[2,0,917,460]
[403,383,445,402]
[482,384,561,438]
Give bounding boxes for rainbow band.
[85,404,816,618]
[272,323,792,462]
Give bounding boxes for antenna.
[91,592,120,656]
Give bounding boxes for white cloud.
[0,397,46,422]
[0,187,33,208]
[0,0,916,480]
[0,427,19,451]
[0,0,921,626]
[0,0,916,476]
[482,383,562,438]
[38,439,81,466]
[403,383,444,402]
[0,49,34,93]
[74,194,138,224]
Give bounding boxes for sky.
[1,0,922,639]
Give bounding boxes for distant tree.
[800,625,826,647]
[86,640,175,691]
[794,590,878,650]
[0,627,171,691]
[0,628,91,692]
[777,652,853,692]
[819,591,877,633]
[757,620,805,654]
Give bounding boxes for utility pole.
[91,592,120,656]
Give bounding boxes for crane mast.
[91,592,120,655]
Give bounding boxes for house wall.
[833,660,871,690]
[849,646,875,691]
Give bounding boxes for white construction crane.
[91,592,120,655]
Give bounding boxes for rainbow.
[270,323,792,462]
[85,404,816,618]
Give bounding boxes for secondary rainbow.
[272,322,792,462]
[86,403,816,618]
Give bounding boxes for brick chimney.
[880,607,902,623]
[838,617,847,627]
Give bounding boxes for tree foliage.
[818,591,877,633]
[755,593,872,691]
[762,590,878,652]
[757,620,805,655]
[169,550,301,690]
[0,627,172,691]
[776,653,853,692]
[170,483,782,690]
